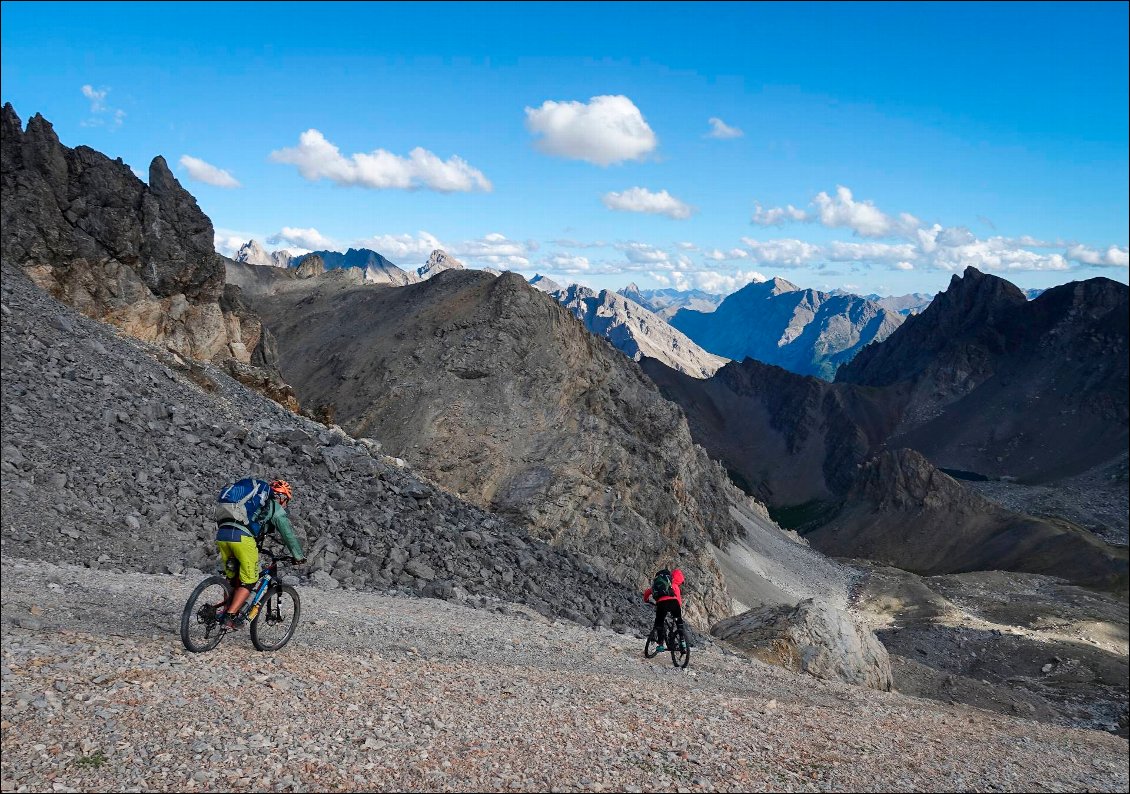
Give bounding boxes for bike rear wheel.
[180,576,232,653]
[669,626,690,669]
[250,583,301,651]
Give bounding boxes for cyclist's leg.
[671,602,687,646]
[224,536,259,617]
[654,601,672,648]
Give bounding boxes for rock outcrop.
[249,270,755,625]
[670,277,903,380]
[0,105,278,383]
[295,253,326,279]
[553,285,727,378]
[528,274,562,293]
[711,598,893,691]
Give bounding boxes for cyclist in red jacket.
[643,568,686,652]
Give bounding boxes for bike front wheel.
[250,584,301,652]
[180,576,232,653]
[644,627,662,658]
[669,626,690,669]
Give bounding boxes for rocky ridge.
[248,270,770,625]
[553,284,728,378]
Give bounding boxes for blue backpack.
[215,478,273,536]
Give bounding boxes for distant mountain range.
[234,239,468,286]
[618,283,724,319]
[669,277,904,380]
[641,266,1129,591]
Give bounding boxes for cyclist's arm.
[269,504,305,560]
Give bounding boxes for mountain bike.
[644,603,690,669]
[180,549,302,653]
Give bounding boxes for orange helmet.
[270,480,293,504]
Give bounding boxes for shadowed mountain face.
[640,356,901,507]
[250,270,752,624]
[669,278,904,380]
[808,449,1127,594]
[837,268,1130,483]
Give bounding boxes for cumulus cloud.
[267,226,334,250]
[826,241,918,263]
[544,253,591,272]
[929,235,1070,272]
[1066,244,1129,268]
[740,237,822,267]
[894,261,915,271]
[80,84,125,129]
[705,117,743,139]
[704,248,750,261]
[449,233,533,268]
[617,242,671,265]
[214,231,251,258]
[270,129,492,192]
[813,186,907,238]
[602,187,694,219]
[524,95,657,166]
[751,202,809,226]
[179,155,241,188]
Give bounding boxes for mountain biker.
[644,568,686,652]
[216,479,305,630]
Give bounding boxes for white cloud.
[549,238,608,249]
[1066,244,1129,268]
[740,237,822,267]
[179,155,241,189]
[704,248,750,261]
[676,241,698,250]
[705,117,743,139]
[617,242,671,265]
[267,226,333,250]
[270,129,492,192]
[602,187,694,219]
[826,241,918,263]
[894,261,915,271]
[929,235,1069,272]
[449,233,533,268]
[214,232,249,258]
[751,202,809,226]
[524,95,657,166]
[80,84,125,129]
[813,186,900,238]
[545,254,591,272]
[355,231,445,262]
[650,268,765,294]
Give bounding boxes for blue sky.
[2,1,1127,296]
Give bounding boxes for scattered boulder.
[711,598,893,691]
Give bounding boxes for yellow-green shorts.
[216,533,259,586]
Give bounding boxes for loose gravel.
[2,558,1126,793]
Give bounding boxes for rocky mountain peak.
[417,249,463,280]
[528,274,563,293]
[1,107,292,404]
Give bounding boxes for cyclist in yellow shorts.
[216,479,305,630]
